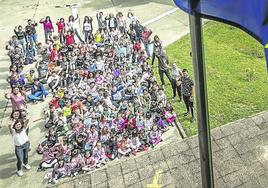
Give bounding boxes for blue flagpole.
[188,3,215,188]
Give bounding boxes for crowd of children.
[5,11,179,183]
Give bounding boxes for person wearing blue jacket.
[28,78,48,102]
[111,85,124,107]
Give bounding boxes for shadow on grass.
[82,0,175,10]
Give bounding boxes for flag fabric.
[173,0,268,68]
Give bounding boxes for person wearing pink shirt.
[82,150,96,173]
[56,18,65,44]
[92,142,107,168]
[5,86,27,112]
[40,16,54,41]
[37,141,58,171]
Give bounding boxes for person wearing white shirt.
[67,15,84,42]
[107,14,117,31]
[83,16,93,42]
[127,11,138,26]
[171,63,183,101]
[47,72,60,92]
[8,119,31,177]
[117,12,127,34]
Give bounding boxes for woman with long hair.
[67,15,84,43]
[83,16,93,43]
[8,120,31,176]
[39,16,54,41]
[5,85,27,112]
[56,18,66,44]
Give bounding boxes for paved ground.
[56,112,268,188]
[0,1,189,188]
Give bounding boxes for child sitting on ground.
[92,142,107,168]
[82,150,96,173]
[149,125,162,148]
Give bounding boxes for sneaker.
[190,117,195,123]
[52,178,58,184]
[23,164,31,170]
[184,112,189,117]
[17,170,24,177]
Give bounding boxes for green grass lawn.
[153,21,268,136]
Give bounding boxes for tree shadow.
[0,82,9,90]
[30,159,41,167]
[0,126,11,136]
[0,67,8,72]
[0,74,8,80]
[30,120,47,133]
[0,166,16,179]
[82,0,175,10]
[0,99,8,109]
[0,111,10,119]
[0,153,16,167]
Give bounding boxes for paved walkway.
[56,112,268,188]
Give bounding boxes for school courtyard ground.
[0,0,267,188]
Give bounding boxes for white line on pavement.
[142,8,178,26]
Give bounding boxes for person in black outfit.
[151,36,172,86]
[14,25,27,55]
[181,69,195,122]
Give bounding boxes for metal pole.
[189,11,215,188]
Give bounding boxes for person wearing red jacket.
[56,18,66,44]
[49,44,62,62]
[65,30,75,46]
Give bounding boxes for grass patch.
[153,21,268,136]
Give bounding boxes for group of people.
[4,10,195,184]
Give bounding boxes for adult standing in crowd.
[107,13,118,31]
[117,12,127,34]
[142,27,152,58]
[171,63,183,102]
[83,16,93,43]
[96,12,107,32]
[39,16,54,42]
[152,35,172,86]
[56,18,66,44]
[8,120,31,177]
[67,15,84,43]
[5,86,27,112]
[25,19,38,47]
[14,26,27,56]
[181,69,195,122]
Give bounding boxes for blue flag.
[173,0,268,69]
